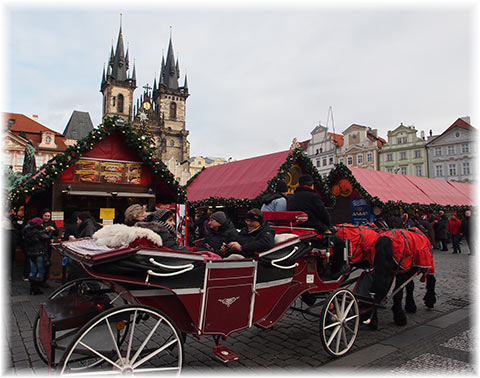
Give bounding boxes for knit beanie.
[210,211,227,225]
[299,174,314,187]
[124,204,145,222]
[245,208,263,223]
[276,181,288,193]
[28,217,44,226]
[147,209,174,223]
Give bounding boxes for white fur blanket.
[93,224,163,248]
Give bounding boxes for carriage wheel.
[33,278,127,366]
[59,305,183,375]
[320,288,359,357]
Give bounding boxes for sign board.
[100,208,115,220]
[73,159,143,185]
[51,211,64,228]
[351,198,371,225]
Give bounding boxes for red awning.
[349,167,475,206]
[187,150,292,202]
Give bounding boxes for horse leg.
[423,274,437,308]
[392,274,407,326]
[405,278,417,313]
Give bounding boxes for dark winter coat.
[236,222,275,258]
[436,216,448,240]
[203,220,239,253]
[42,219,59,238]
[62,222,79,241]
[23,224,52,258]
[287,186,331,233]
[385,214,403,229]
[78,218,101,238]
[415,218,435,244]
[461,216,472,239]
[134,221,178,249]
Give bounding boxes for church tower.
[100,23,136,122]
[132,35,190,164]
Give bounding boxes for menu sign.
[74,159,143,185]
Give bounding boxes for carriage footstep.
[213,344,239,363]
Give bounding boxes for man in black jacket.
[203,211,239,255]
[287,174,331,233]
[226,209,275,258]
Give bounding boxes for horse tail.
[423,273,436,308]
[371,235,396,302]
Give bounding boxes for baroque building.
[425,117,475,183]
[378,123,428,177]
[336,124,385,170]
[100,24,190,168]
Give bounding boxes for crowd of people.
[6,173,474,295]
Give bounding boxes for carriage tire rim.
[320,288,359,357]
[59,305,183,375]
[33,278,121,366]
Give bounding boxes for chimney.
[461,116,471,125]
[421,130,425,140]
[32,115,39,121]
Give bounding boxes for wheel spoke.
[326,324,341,347]
[343,298,355,317]
[333,297,341,317]
[324,321,341,330]
[341,292,346,316]
[129,317,163,365]
[335,326,342,353]
[77,341,121,369]
[345,314,359,323]
[132,337,177,369]
[125,309,138,363]
[341,325,348,347]
[104,319,123,366]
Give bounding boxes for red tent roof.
[349,167,475,206]
[187,150,292,202]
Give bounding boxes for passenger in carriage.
[134,209,180,249]
[225,209,275,258]
[202,211,239,254]
[260,181,288,212]
[124,204,147,226]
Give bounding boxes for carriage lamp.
[116,321,126,331]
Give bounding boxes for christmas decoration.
[8,116,185,206]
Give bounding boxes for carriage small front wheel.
[319,288,359,357]
[59,305,184,375]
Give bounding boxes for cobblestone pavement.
[4,242,474,375]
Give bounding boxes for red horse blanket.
[335,224,434,274]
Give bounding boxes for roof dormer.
[38,131,57,149]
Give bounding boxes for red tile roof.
[4,112,67,151]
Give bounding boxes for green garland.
[327,163,471,214]
[186,147,335,209]
[8,116,186,206]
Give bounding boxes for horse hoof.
[393,311,407,326]
[405,301,417,313]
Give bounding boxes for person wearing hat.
[22,217,54,295]
[287,174,331,233]
[134,209,179,249]
[261,181,289,212]
[202,211,239,255]
[124,204,147,226]
[226,208,275,257]
[447,213,462,254]
[287,174,347,279]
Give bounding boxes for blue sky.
[2,1,477,160]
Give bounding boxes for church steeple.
[161,36,179,89]
[110,25,127,81]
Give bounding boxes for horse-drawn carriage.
[33,211,435,374]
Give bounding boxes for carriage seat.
[257,233,313,269]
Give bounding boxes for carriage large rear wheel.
[33,278,128,366]
[320,288,359,357]
[59,305,183,375]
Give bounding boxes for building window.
[316,160,320,167]
[352,135,357,142]
[45,135,52,144]
[4,153,12,166]
[322,158,327,166]
[463,162,470,175]
[340,158,344,164]
[447,145,455,155]
[170,102,177,119]
[16,154,24,166]
[117,94,124,113]
[367,153,373,162]
[435,147,442,156]
[387,168,393,173]
[461,143,470,153]
[435,165,443,177]
[400,152,407,160]
[449,163,456,176]
[400,167,407,175]
[112,96,116,107]
[35,155,44,167]
[357,154,363,164]
[387,153,393,161]
[415,165,422,176]
[397,137,402,144]
[329,157,334,165]
[347,156,353,165]
[414,150,421,158]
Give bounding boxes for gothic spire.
[164,36,179,89]
[110,24,128,81]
